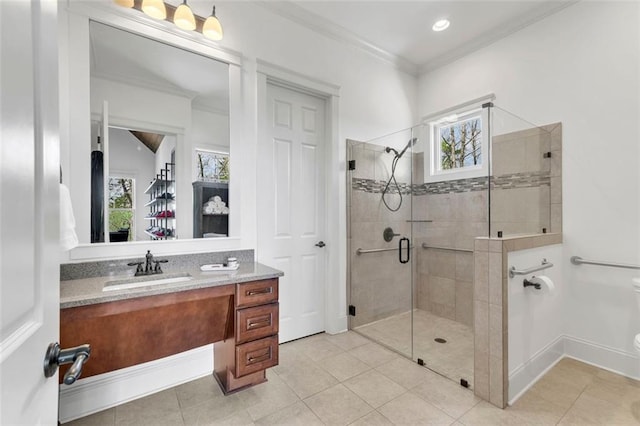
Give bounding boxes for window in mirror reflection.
[196,149,229,182]
[108,176,134,242]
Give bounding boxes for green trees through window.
[439,116,482,171]
[109,177,134,240]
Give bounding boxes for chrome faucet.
[127,250,168,276]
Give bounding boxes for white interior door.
[0,1,60,423]
[258,83,327,343]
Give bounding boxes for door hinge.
[460,378,469,388]
[348,305,356,316]
[417,358,425,366]
[348,160,356,171]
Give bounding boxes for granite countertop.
[60,262,283,309]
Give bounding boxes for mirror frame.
[62,1,245,261]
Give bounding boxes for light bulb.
[141,0,166,20]
[432,19,450,32]
[174,1,196,31]
[114,0,134,8]
[203,6,223,41]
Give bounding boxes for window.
[437,113,482,171]
[424,99,490,182]
[196,150,229,182]
[108,176,134,241]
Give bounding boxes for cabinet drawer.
[235,335,279,378]
[236,303,279,344]
[236,279,278,308]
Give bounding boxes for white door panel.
[1,1,60,424]
[259,84,326,343]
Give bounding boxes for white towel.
[60,184,79,251]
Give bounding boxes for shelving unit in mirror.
[144,162,176,240]
[193,181,229,238]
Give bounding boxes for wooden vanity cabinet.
[214,278,279,394]
[60,277,279,395]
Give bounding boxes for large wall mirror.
[75,20,231,244]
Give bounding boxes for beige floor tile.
[180,393,246,426]
[290,334,345,362]
[375,357,435,389]
[271,345,315,376]
[276,361,339,399]
[325,331,371,351]
[254,401,323,426]
[318,352,371,382]
[66,408,115,426]
[304,384,374,426]
[411,372,481,418]
[528,369,586,409]
[176,376,224,409]
[348,410,394,425]
[214,409,255,426]
[343,370,407,408]
[506,387,568,425]
[355,309,474,387]
[557,392,640,425]
[348,342,400,367]
[377,392,454,425]
[458,401,521,425]
[236,373,300,421]
[115,388,184,426]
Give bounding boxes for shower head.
[396,137,418,159]
[385,146,399,156]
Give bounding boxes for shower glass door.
[347,127,417,359]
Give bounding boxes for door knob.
[44,342,91,385]
[315,241,326,248]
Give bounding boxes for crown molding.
[418,0,580,74]
[256,1,419,77]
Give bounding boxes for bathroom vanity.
[60,258,282,394]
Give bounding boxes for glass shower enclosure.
[347,103,557,389]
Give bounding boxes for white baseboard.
[58,344,214,423]
[563,335,640,381]
[508,336,565,404]
[509,335,640,405]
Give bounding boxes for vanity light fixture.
[432,19,450,32]
[141,0,166,20]
[114,0,134,8]
[174,0,196,31]
[202,6,223,41]
[115,0,224,41]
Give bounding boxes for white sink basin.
[103,273,193,292]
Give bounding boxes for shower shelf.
[421,243,473,253]
[356,246,414,255]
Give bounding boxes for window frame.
[422,95,493,183]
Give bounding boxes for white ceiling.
[89,21,229,112]
[268,1,577,74]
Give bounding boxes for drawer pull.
[247,317,271,329]
[248,350,271,364]
[246,287,272,296]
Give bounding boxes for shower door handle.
[399,237,410,264]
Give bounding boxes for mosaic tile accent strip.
[352,178,412,195]
[352,172,550,196]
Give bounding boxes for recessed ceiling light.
[432,19,450,32]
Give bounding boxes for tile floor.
[355,309,474,388]
[67,331,640,425]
